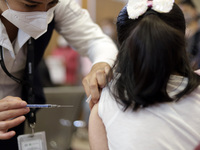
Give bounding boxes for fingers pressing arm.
[82,62,112,109]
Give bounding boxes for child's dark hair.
[111,3,200,111]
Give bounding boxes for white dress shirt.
[0,0,118,99]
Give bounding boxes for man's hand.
[82,62,112,109]
[0,96,30,140]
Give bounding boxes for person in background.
[179,0,200,69]
[195,143,200,150]
[47,35,80,86]
[0,0,118,149]
[89,0,200,150]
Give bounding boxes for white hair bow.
[127,0,174,19]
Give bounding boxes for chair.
[25,86,85,150]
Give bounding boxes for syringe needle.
[52,105,74,108]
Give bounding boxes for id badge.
[17,131,47,150]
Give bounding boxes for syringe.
[26,104,73,108]
[85,95,91,103]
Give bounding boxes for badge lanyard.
[0,38,36,133]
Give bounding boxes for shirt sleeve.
[54,0,118,67]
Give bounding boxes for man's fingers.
[0,131,16,140]
[0,96,28,140]
[82,62,112,107]
[0,108,29,121]
[0,96,27,111]
[0,116,26,140]
[89,76,100,104]
[0,116,26,130]
[96,70,107,88]
[82,77,90,97]
[104,65,110,75]
[105,66,113,82]
[82,72,100,103]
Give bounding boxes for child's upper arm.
[88,103,109,150]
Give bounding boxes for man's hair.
[110,3,200,111]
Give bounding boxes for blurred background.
[24,0,200,150]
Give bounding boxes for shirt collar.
[0,19,30,58]
[14,29,30,54]
[0,20,14,53]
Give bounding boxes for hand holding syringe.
[26,104,73,108]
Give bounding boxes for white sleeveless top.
[98,75,200,150]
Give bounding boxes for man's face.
[0,0,59,13]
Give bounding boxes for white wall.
[87,0,96,21]
[193,0,200,12]
[112,0,127,3]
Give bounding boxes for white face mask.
[2,2,56,39]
